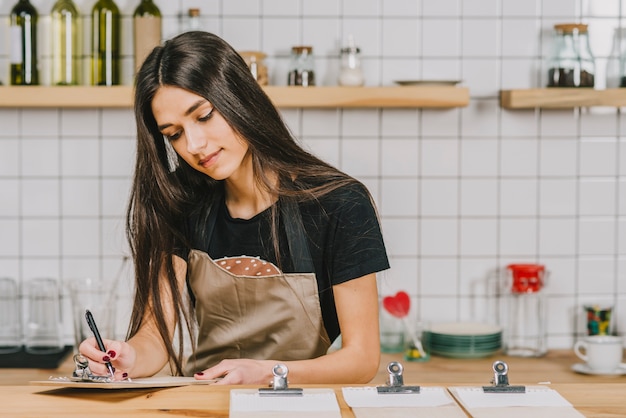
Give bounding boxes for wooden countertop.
[376,350,626,384]
[1,350,624,417]
[2,350,624,386]
[0,382,624,417]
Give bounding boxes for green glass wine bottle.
[92,0,120,86]
[10,0,39,85]
[133,0,162,73]
[51,0,80,85]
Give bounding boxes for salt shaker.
[339,35,364,86]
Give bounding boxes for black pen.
[85,309,115,378]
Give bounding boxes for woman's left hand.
[193,358,275,385]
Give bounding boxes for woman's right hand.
[79,337,137,380]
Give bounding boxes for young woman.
[79,31,389,385]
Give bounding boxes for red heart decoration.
[382,291,410,318]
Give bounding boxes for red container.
[507,264,545,293]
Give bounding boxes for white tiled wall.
[0,0,625,349]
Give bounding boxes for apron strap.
[280,198,314,273]
[194,192,314,273]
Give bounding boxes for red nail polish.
[122,373,128,378]
[107,351,116,358]
[103,356,110,362]
[195,372,204,376]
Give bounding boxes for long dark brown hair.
[127,31,362,375]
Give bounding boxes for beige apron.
[183,198,331,375]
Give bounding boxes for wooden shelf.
[501,88,626,109]
[0,85,469,109]
[264,86,469,108]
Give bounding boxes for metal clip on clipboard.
[258,363,303,397]
[71,354,112,383]
[376,361,420,394]
[482,360,525,393]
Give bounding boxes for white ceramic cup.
[574,335,625,372]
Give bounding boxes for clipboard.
[30,376,219,389]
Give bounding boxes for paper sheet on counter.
[449,386,585,418]
[230,388,341,418]
[341,387,467,418]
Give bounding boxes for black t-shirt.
[183,181,390,341]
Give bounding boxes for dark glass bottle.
[92,0,121,86]
[133,0,161,73]
[10,0,39,85]
[51,0,81,85]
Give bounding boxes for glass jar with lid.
[547,23,595,87]
[239,51,268,85]
[338,35,364,86]
[616,28,626,87]
[287,45,315,86]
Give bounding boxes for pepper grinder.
[338,35,364,86]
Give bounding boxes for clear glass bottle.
[10,0,39,85]
[288,46,315,86]
[133,0,161,73]
[502,264,548,357]
[51,0,80,85]
[547,23,595,88]
[92,0,121,86]
[339,35,364,86]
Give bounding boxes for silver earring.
[163,136,179,172]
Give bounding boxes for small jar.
[239,51,268,85]
[186,8,200,31]
[288,46,315,86]
[616,28,626,87]
[547,23,595,88]
[339,36,364,86]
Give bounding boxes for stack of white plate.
[423,322,502,359]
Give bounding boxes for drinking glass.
[24,278,64,354]
[67,277,115,352]
[0,277,22,354]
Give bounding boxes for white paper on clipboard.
[448,386,586,418]
[342,387,467,418]
[229,388,341,418]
